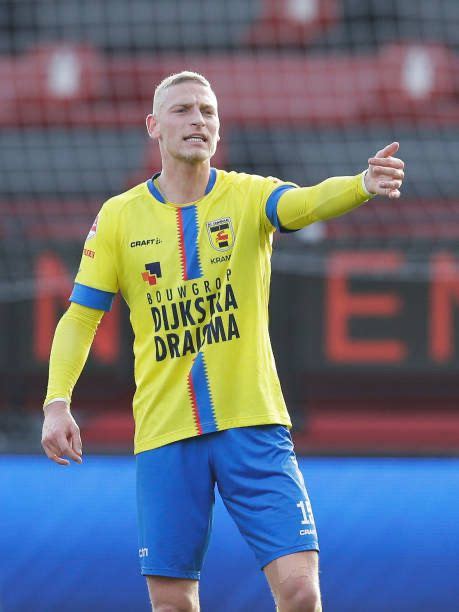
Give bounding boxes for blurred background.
[1,1,459,611]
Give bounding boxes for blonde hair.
[152,71,214,115]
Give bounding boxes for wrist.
[362,170,375,196]
[43,398,70,413]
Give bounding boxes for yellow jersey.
[71,169,296,453]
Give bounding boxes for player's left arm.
[276,142,404,231]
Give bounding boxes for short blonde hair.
[152,71,214,115]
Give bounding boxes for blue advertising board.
[0,456,458,612]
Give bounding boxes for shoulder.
[101,182,148,217]
[216,169,275,195]
[217,168,265,186]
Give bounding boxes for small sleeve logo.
[86,214,99,241]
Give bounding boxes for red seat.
[0,44,105,125]
[372,43,459,120]
[245,0,339,47]
[1,45,458,127]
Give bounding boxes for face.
[146,81,220,164]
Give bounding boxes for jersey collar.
[147,167,217,204]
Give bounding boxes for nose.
[190,106,205,126]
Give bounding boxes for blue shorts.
[136,425,319,579]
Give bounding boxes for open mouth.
[184,134,207,143]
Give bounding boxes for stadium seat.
[374,43,459,119]
[323,200,459,242]
[245,0,339,46]
[1,45,459,127]
[0,44,105,125]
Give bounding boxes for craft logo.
[86,214,99,241]
[142,262,162,286]
[206,217,234,252]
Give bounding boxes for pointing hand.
[365,142,405,199]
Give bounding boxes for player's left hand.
[365,142,405,199]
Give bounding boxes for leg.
[136,438,215,609]
[146,576,199,612]
[264,551,321,612]
[212,426,320,610]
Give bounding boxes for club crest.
[206,217,235,252]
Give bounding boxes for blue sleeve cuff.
[69,283,115,311]
[265,184,299,233]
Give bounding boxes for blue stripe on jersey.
[146,178,166,203]
[181,206,203,279]
[70,283,115,311]
[190,352,218,433]
[265,184,299,233]
[205,168,217,194]
[147,168,216,204]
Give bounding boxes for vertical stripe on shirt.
[187,371,203,435]
[176,206,203,281]
[189,352,218,434]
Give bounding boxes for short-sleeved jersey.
[71,168,297,453]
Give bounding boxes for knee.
[291,585,321,612]
[147,577,199,612]
[277,580,321,612]
[152,599,198,612]
[154,607,196,612]
[150,591,198,612]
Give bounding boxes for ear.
[146,114,160,140]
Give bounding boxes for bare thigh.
[264,551,321,610]
[146,576,200,611]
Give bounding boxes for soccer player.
[41,71,405,612]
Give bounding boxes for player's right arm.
[42,201,119,465]
[42,303,104,465]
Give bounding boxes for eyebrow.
[169,102,216,111]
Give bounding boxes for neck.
[157,159,211,204]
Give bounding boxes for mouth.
[184,134,208,143]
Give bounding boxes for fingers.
[376,185,401,199]
[42,430,82,466]
[42,441,70,466]
[367,142,404,199]
[375,141,399,159]
[71,427,83,458]
[52,454,71,466]
[57,433,82,463]
[370,166,405,180]
[378,180,402,191]
[368,156,405,170]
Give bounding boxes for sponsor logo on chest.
[142,262,162,286]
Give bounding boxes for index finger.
[43,443,70,466]
[62,444,83,463]
[368,157,405,169]
[375,142,399,159]
[56,435,83,464]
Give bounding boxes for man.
[42,71,404,612]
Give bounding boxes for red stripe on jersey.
[187,372,203,435]
[176,208,188,281]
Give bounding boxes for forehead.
[161,81,218,109]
